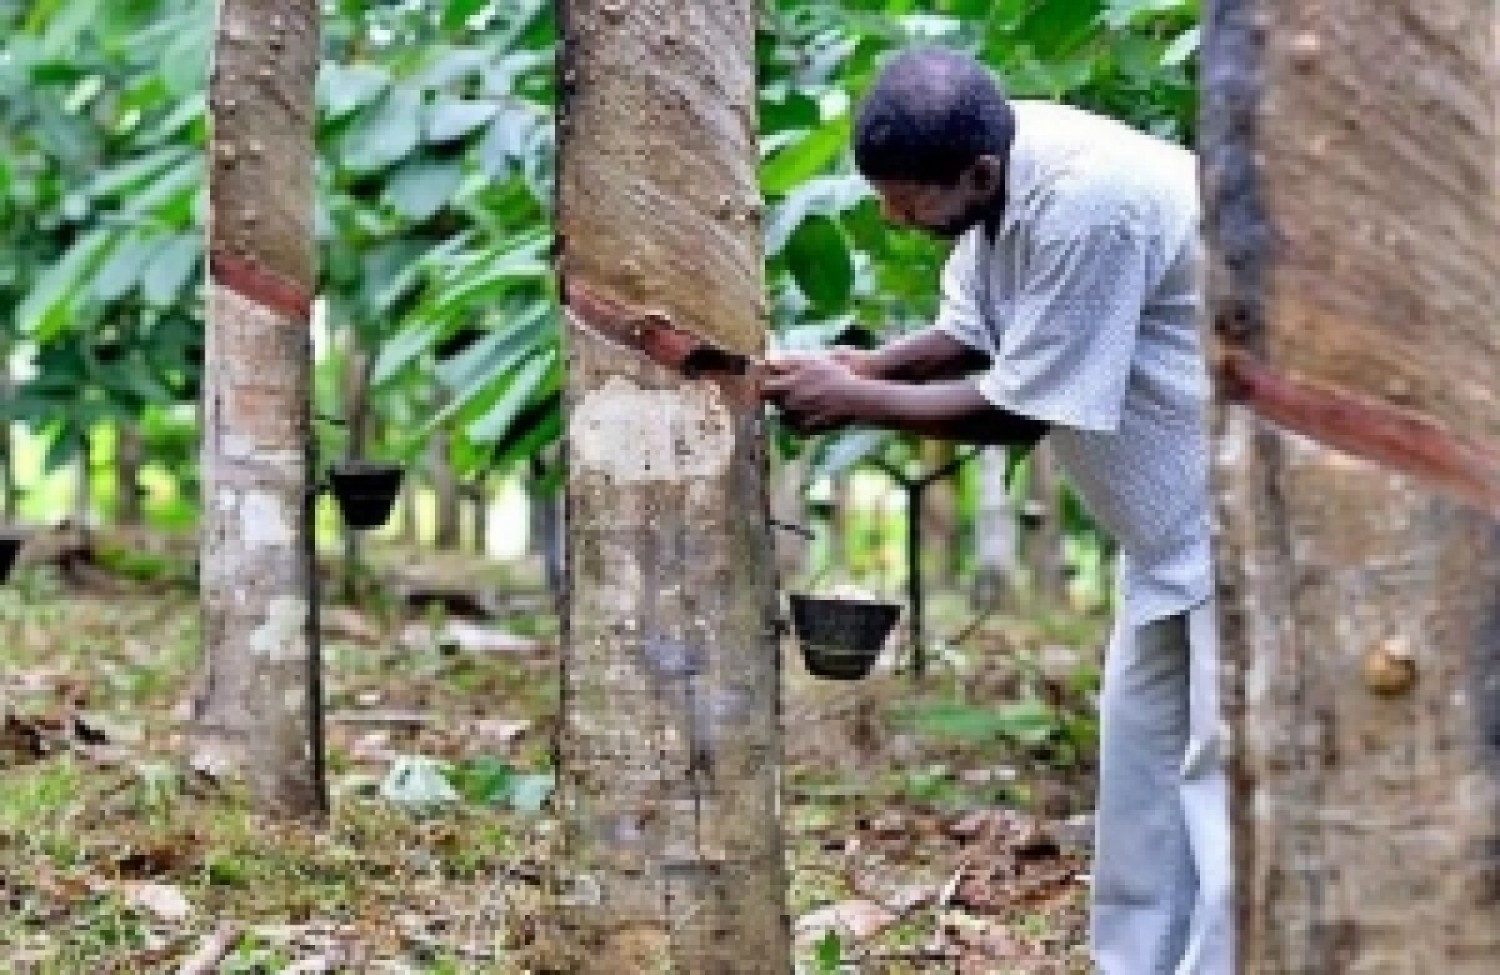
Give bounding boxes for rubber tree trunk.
[0,351,13,521]
[399,472,420,545]
[1203,0,1500,968]
[71,432,91,526]
[430,431,461,550]
[972,447,1017,609]
[923,441,960,590]
[550,2,789,969]
[467,473,488,554]
[770,450,809,584]
[115,424,144,526]
[1023,442,1065,605]
[527,456,565,598]
[194,0,324,818]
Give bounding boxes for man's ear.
[966,155,1005,198]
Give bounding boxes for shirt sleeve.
[971,211,1150,433]
[931,231,992,353]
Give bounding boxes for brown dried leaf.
[122,881,193,922]
[795,899,898,942]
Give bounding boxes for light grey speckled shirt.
[936,100,1211,626]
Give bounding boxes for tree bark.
[527,455,566,598]
[72,431,91,526]
[973,447,1017,609]
[115,424,144,526]
[430,431,461,550]
[1023,442,1065,606]
[399,472,420,546]
[194,0,324,818]
[1,353,15,521]
[468,473,488,555]
[1202,0,1500,968]
[549,2,789,970]
[923,441,960,590]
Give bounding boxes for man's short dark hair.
[853,47,1015,186]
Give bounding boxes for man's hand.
[827,346,881,380]
[760,353,872,434]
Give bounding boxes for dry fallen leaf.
[795,899,898,942]
[322,606,384,644]
[470,718,531,748]
[867,811,906,838]
[123,881,193,922]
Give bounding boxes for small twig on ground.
[855,948,962,964]
[945,597,1004,648]
[176,921,240,975]
[938,861,969,909]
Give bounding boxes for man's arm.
[761,356,1048,448]
[847,377,1048,446]
[840,328,991,383]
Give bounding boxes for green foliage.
[814,929,844,972]
[2,0,1198,538]
[448,756,556,813]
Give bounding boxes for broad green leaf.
[426,252,549,319]
[442,0,489,30]
[362,238,432,316]
[43,427,83,474]
[92,233,163,303]
[17,228,113,340]
[1102,0,1196,30]
[380,756,460,805]
[338,86,421,173]
[765,174,869,255]
[115,356,177,406]
[761,113,851,196]
[476,106,538,178]
[384,159,463,222]
[1161,25,1200,67]
[449,756,516,804]
[761,88,821,133]
[140,233,200,307]
[433,302,548,395]
[494,393,562,468]
[135,93,206,146]
[784,214,853,311]
[907,698,1060,745]
[809,429,891,482]
[318,63,391,119]
[371,319,442,386]
[468,351,556,444]
[508,772,554,814]
[38,0,96,59]
[815,930,842,973]
[425,98,499,143]
[121,156,203,218]
[415,46,491,89]
[85,147,191,201]
[159,21,210,97]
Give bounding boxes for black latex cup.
[789,594,902,681]
[328,462,403,531]
[0,534,21,584]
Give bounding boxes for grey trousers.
[1090,599,1235,974]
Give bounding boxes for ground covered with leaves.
[0,551,1105,973]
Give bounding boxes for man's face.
[869,156,1005,239]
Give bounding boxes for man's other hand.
[760,353,870,435]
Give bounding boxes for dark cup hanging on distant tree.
[326,462,404,531]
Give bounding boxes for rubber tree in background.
[1203,0,1500,967]
[549,0,789,969]
[194,0,325,817]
